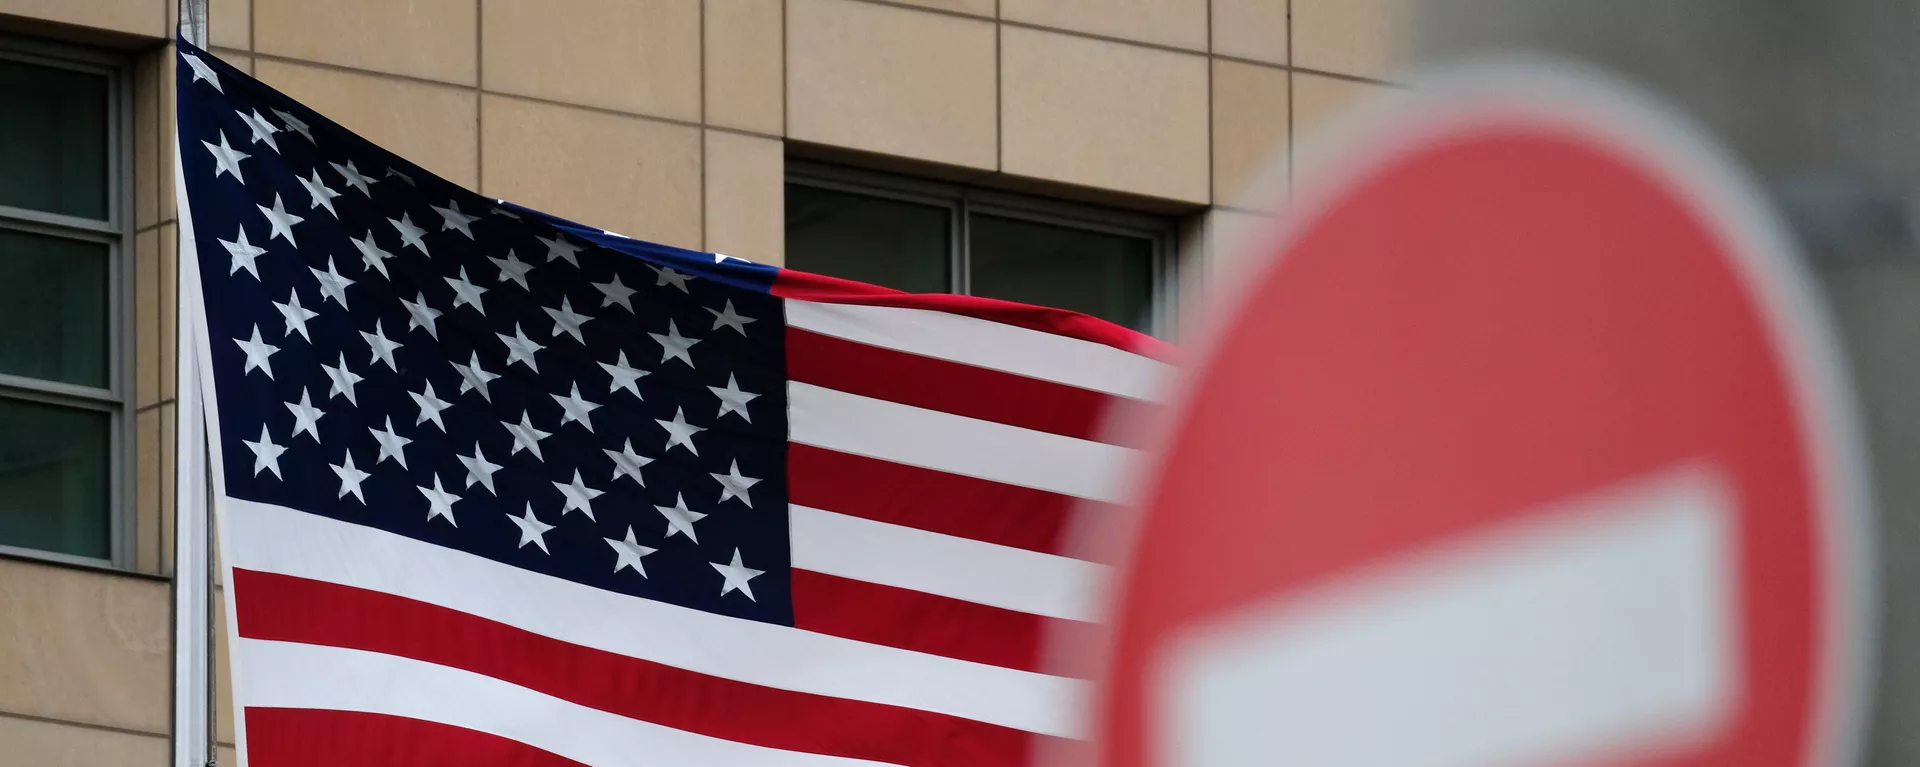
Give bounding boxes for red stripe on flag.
[245,707,590,767]
[787,327,1119,441]
[232,569,1050,767]
[771,267,1174,359]
[791,569,1094,673]
[789,444,1115,558]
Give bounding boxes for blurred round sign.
[1095,66,1872,767]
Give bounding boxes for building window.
[785,164,1176,335]
[0,39,128,565]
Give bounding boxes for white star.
[323,352,364,404]
[284,388,325,442]
[352,232,394,278]
[458,443,503,494]
[543,297,593,343]
[603,439,654,486]
[309,256,354,309]
[330,159,377,196]
[710,460,762,508]
[656,407,705,455]
[330,450,370,502]
[711,548,764,601]
[705,299,757,335]
[182,52,222,92]
[257,193,305,247]
[593,273,636,312]
[297,169,340,217]
[489,250,534,290]
[599,351,648,399]
[496,323,544,372]
[220,224,267,279]
[540,234,583,266]
[551,383,601,432]
[491,203,522,220]
[651,264,691,293]
[370,416,412,469]
[708,373,759,422]
[655,493,708,543]
[510,504,556,553]
[273,289,320,342]
[387,167,416,186]
[409,381,453,432]
[649,320,700,367]
[238,108,280,153]
[503,412,550,461]
[400,292,442,339]
[360,320,402,372]
[234,325,278,379]
[432,200,479,238]
[714,252,744,264]
[202,130,249,183]
[445,266,488,315]
[605,526,656,576]
[418,474,460,526]
[552,470,605,521]
[390,212,429,256]
[272,108,313,144]
[452,352,500,401]
[243,424,286,479]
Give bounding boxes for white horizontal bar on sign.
[784,299,1168,401]
[239,639,893,767]
[788,381,1134,503]
[791,504,1108,623]
[1159,466,1738,767]
[223,498,1085,738]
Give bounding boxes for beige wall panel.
[1292,0,1405,78]
[1204,206,1276,286]
[483,95,703,250]
[1211,0,1287,65]
[158,402,176,575]
[135,410,160,577]
[0,560,168,733]
[210,0,250,50]
[0,0,166,37]
[1212,59,1289,211]
[160,222,177,401]
[888,0,992,17]
[216,586,232,744]
[704,130,784,265]
[1001,0,1208,51]
[0,714,166,766]
[255,0,477,85]
[704,0,783,135]
[158,43,176,226]
[255,59,479,187]
[483,0,700,121]
[135,229,159,407]
[787,0,997,170]
[1001,27,1209,203]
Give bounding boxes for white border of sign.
[1079,58,1876,767]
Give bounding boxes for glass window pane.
[0,398,110,559]
[968,214,1156,332]
[0,228,108,388]
[786,183,951,293]
[0,58,109,220]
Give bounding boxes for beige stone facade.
[0,0,1400,757]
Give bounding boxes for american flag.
[175,40,1166,767]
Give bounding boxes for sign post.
[1095,66,1873,767]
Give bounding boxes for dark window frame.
[0,35,134,569]
[787,161,1180,336]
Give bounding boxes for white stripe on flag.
[1157,465,1738,767]
[784,299,1168,400]
[239,639,894,767]
[787,381,1134,503]
[224,497,1086,738]
[790,504,1107,622]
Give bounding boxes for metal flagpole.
[172,4,215,767]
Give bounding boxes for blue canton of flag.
[179,43,793,624]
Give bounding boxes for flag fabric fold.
[173,39,1165,767]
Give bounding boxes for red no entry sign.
[1095,67,1873,767]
